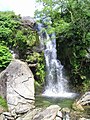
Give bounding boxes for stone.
[16,118,23,120]
[79,118,90,120]
[3,112,16,120]
[3,112,12,116]
[62,107,70,113]
[0,59,35,114]
[15,108,41,120]
[73,92,90,111]
[0,114,3,120]
[56,110,63,120]
[4,116,14,120]
[15,108,29,114]
[33,105,60,120]
[22,109,39,120]
[62,108,70,120]
[0,106,5,114]
[77,92,90,106]
[22,16,36,28]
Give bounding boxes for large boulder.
[0,59,35,114]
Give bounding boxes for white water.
[34,18,76,98]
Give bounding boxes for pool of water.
[35,95,76,108]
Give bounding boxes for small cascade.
[34,17,76,98]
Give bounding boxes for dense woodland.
[0,0,90,92]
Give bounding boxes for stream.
[35,95,75,108]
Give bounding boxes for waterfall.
[34,17,76,98]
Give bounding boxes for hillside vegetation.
[0,11,45,84]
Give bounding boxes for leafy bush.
[0,11,45,85]
[82,79,90,92]
[26,52,45,84]
[0,45,12,69]
[36,52,45,84]
[0,11,37,59]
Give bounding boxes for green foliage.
[35,81,43,95]
[0,11,45,85]
[26,52,40,63]
[35,0,90,91]
[82,79,90,92]
[26,52,45,84]
[36,52,45,84]
[0,45,12,69]
[0,11,37,58]
[0,96,8,109]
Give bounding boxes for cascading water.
[34,17,76,98]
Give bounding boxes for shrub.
[0,45,12,69]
